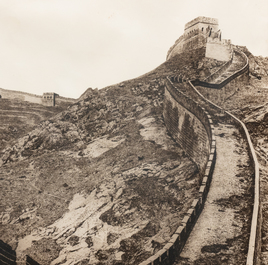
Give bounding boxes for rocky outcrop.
[237,46,268,79]
[0,49,226,167]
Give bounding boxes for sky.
[0,0,267,99]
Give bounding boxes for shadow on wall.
[26,255,40,265]
[163,79,211,171]
[0,240,16,265]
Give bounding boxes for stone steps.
[212,52,246,84]
[213,56,244,84]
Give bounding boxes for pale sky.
[0,0,267,98]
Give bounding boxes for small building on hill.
[42,92,58,106]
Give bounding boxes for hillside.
[0,48,227,265]
[0,42,268,265]
[0,98,70,154]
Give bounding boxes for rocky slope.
[240,47,268,79]
[1,44,267,264]
[0,48,226,265]
[0,98,69,154]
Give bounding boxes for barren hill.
[0,39,268,265]
[0,48,228,265]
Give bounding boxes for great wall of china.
[0,16,262,265]
[0,88,75,107]
[138,17,260,265]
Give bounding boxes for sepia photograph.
[0,1,267,264]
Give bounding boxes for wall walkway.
[188,76,260,265]
[139,78,216,265]
[139,46,260,265]
[176,119,251,264]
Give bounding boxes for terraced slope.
[0,98,70,153]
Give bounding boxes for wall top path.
[138,77,216,265]
[188,60,260,265]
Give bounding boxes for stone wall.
[163,78,211,170]
[139,77,216,265]
[166,36,185,60]
[0,88,75,107]
[196,69,249,106]
[0,240,16,265]
[194,49,249,106]
[205,39,232,61]
[0,88,43,104]
[56,95,76,105]
[182,34,207,52]
[167,16,230,61]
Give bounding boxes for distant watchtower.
[42,92,57,106]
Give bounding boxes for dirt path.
[175,121,252,264]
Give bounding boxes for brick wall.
[163,78,211,171]
[0,240,16,265]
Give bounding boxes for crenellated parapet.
[185,17,218,31]
[184,16,219,40]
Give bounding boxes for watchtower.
[167,16,231,61]
[184,17,219,37]
[42,92,57,106]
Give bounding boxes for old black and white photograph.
[0,1,267,264]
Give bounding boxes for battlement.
[185,16,218,30]
[184,16,219,37]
